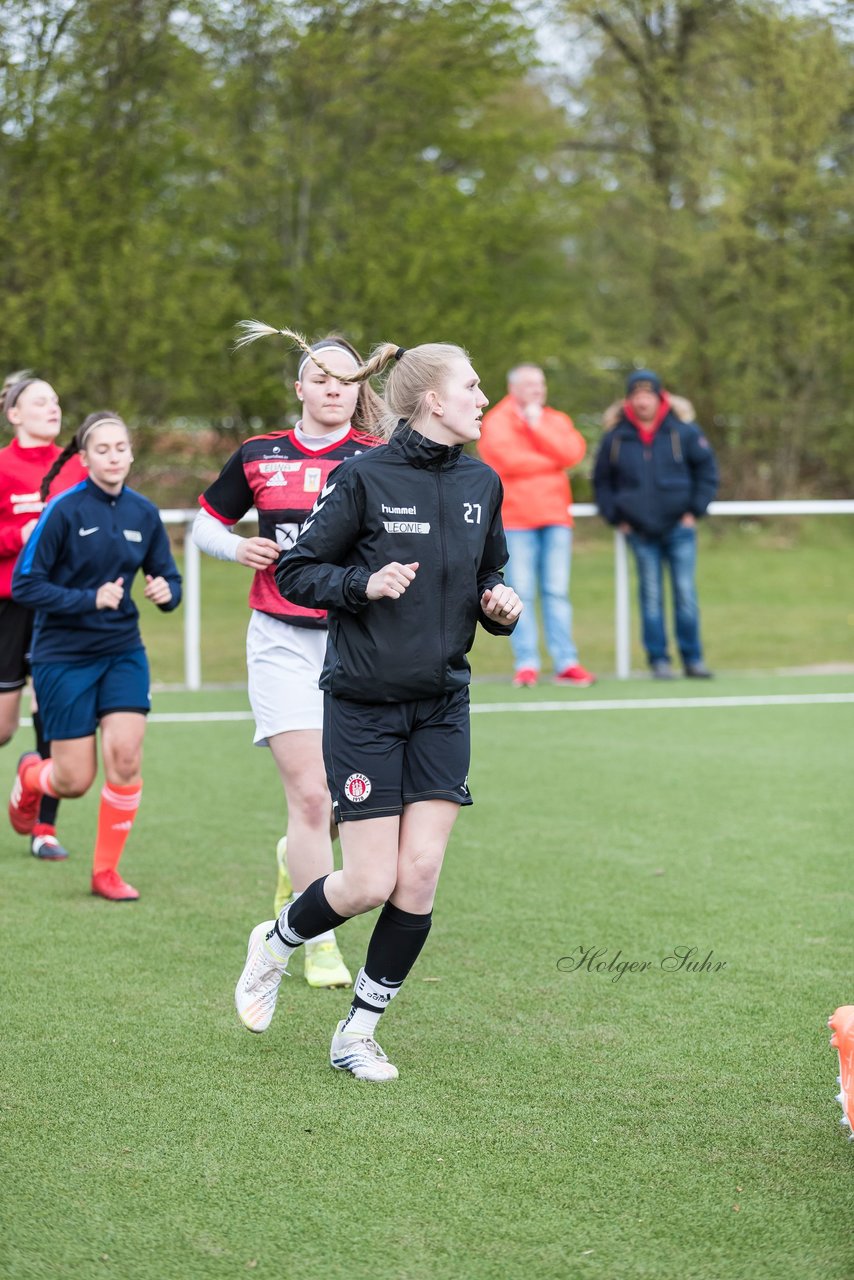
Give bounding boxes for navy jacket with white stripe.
[12,479,182,662]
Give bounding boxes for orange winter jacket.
[478,396,587,529]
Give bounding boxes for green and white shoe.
[304,938,352,989]
[273,836,292,917]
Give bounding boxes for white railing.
[161,501,854,688]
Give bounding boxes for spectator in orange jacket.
[478,365,595,687]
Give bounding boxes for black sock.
[351,901,433,1013]
[32,710,59,829]
[277,875,350,948]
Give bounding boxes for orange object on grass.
[828,1005,854,1138]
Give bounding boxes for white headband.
[297,344,360,380]
[79,417,125,445]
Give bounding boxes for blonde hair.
[3,369,37,418]
[235,321,469,441]
[302,332,385,434]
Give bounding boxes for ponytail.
[234,321,398,382]
[308,332,386,434]
[234,320,464,441]
[39,440,79,502]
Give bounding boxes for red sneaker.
[9,752,42,835]
[512,668,539,688]
[92,868,139,901]
[829,1006,854,1138]
[554,665,596,688]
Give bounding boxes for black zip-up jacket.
[593,409,718,539]
[275,425,516,703]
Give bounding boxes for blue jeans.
[626,525,703,667]
[504,526,577,672]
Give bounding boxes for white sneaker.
[329,1020,399,1082]
[234,920,289,1033]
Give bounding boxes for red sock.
[22,758,59,798]
[32,822,57,838]
[92,781,142,876]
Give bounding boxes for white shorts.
[246,610,328,746]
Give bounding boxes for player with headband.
[9,412,182,900]
[0,372,86,861]
[232,325,522,1080]
[194,332,382,989]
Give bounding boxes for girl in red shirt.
[0,374,86,858]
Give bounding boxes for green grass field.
[1,677,852,1280]
[141,516,854,686]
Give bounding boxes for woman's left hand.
[481,585,522,622]
[144,574,173,606]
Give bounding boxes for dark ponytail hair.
[39,410,127,501]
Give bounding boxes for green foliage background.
[0,0,851,498]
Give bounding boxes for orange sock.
[22,758,59,797]
[92,780,142,876]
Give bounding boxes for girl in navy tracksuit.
[10,412,182,900]
[232,324,522,1082]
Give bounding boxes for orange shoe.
[92,868,139,901]
[828,1006,854,1137]
[512,667,539,688]
[9,752,42,835]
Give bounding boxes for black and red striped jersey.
[199,428,378,627]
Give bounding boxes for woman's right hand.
[366,562,419,601]
[96,578,125,610]
[236,537,282,569]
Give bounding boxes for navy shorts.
[31,648,151,741]
[0,600,33,691]
[323,687,474,823]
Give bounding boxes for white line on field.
[17,692,854,730]
[150,711,255,722]
[470,693,854,713]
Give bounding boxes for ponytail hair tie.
[394,347,407,362]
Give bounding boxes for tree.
[548,0,854,492]
[0,1,581,436]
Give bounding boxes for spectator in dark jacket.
[593,369,718,679]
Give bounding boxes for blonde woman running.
[233,325,521,1080]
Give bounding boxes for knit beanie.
[625,368,662,396]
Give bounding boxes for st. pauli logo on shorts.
[344,773,372,803]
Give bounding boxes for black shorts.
[323,687,474,823]
[0,600,33,692]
